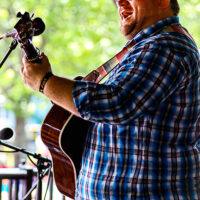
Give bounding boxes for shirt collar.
[127,16,180,45]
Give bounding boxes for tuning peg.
[24,12,30,18]
[31,13,35,19]
[16,12,22,18]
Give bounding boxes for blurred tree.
[0,0,199,166]
[179,0,200,45]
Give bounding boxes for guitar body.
[41,104,91,199]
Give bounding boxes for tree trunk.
[14,116,27,167]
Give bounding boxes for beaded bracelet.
[39,72,53,93]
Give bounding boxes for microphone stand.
[0,38,18,69]
[0,140,52,200]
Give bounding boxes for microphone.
[0,17,45,40]
[0,128,14,140]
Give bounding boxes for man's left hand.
[20,53,52,91]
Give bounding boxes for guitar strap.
[83,24,196,83]
[83,40,136,82]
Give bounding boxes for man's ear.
[157,0,171,8]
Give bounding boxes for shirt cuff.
[72,80,94,120]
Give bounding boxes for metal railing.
[0,166,54,200]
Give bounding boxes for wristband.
[39,72,53,93]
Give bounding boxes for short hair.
[170,0,180,16]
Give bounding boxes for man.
[21,0,200,199]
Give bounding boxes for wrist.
[39,72,54,93]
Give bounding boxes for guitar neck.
[20,39,42,63]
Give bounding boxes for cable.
[43,164,52,200]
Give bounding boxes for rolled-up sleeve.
[72,42,185,125]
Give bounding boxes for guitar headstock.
[14,12,35,44]
[14,12,45,62]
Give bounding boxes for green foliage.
[0,0,123,119]
[0,0,199,121]
[179,0,200,46]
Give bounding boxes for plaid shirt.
[72,17,200,199]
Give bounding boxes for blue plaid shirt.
[72,17,200,199]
